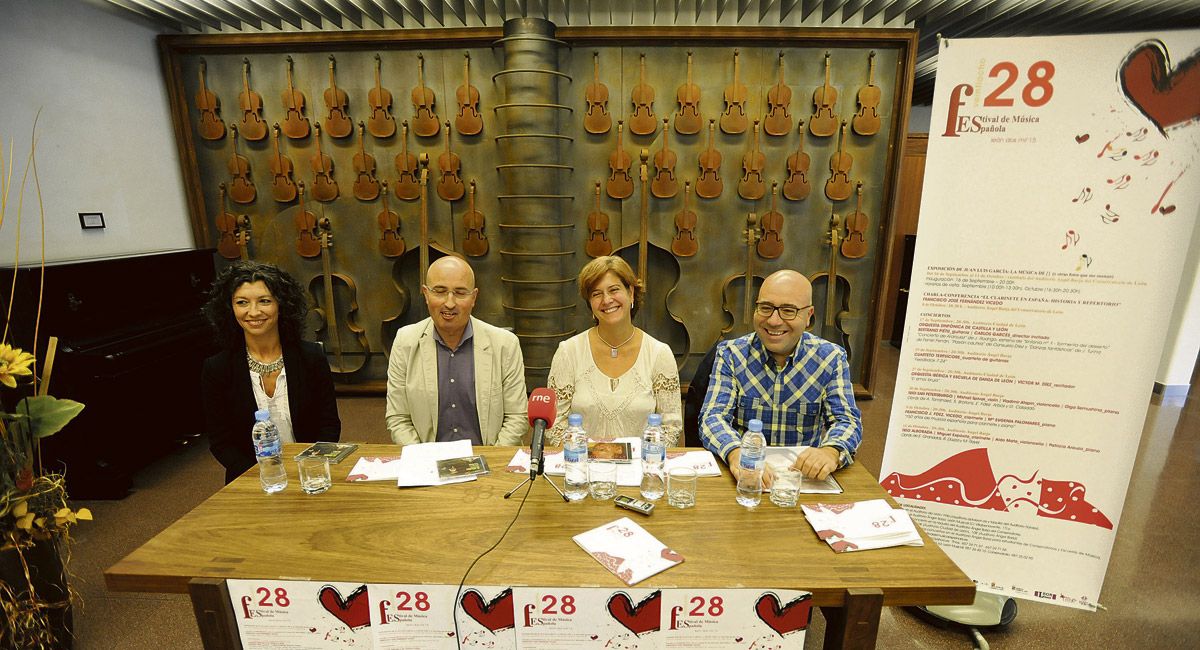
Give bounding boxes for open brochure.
[764,447,844,494]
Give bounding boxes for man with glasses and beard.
[386,256,528,445]
[700,270,862,483]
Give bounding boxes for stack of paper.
[800,499,923,553]
[764,447,844,494]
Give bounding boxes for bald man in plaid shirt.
[700,270,862,483]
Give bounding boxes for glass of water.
[667,467,697,509]
[297,456,332,495]
[588,461,617,500]
[769,468,801,507]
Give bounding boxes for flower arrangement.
[0,117,93,648]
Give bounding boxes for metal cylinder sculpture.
[494,18,575,389]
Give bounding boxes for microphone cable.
[452,478,533,646]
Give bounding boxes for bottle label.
[257,438,280,458]
[740,454,761,472]
[564,447,586,463]
[642,442,664,463]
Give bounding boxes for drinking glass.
[298,457,332,495]
[667,467,697,509]
[588,461,617,500]
[769,468,801,507]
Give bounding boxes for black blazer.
[202,341,341,484]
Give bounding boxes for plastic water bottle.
[252,409,287,493]
[736,418,766,507]
[640,413,666,501]
[562,413,589,501]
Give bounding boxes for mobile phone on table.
[614,495,655,516]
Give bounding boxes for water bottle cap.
[748,418,763,432]
[254,409,271,422]
[568,413,583,426]
[647,413,663,426]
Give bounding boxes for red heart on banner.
[459,588,515,632]
[754,592,813,637]
[1119,40,1200,134]
[318,585,370,630]
[606,590,662,636]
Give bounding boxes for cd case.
[294,442,359,464]
[436,455,491,480]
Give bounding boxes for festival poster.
[658,589,812,649]
[227,579,373,648]
[368,583,460,649]
[453,584,519,649]
[880,30,1200,610]
[512,587,663,649]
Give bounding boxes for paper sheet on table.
[396,440,476,487]
[664,449,722,476]
[507,438,648,487]
[764,446,844,494]
[345,456,403,482]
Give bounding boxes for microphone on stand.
[527,387,557,479]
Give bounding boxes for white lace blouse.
[545,330,682,446]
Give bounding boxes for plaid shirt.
[699,331,862,467]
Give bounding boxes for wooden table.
[106,445,973,649]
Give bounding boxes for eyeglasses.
[754,302,811,320]
[424,285,474,299]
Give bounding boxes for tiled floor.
[68,343,1198,648]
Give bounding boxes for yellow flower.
[0,343,35,388]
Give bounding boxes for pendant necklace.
[247,352,285,375]
[595,328,635,358]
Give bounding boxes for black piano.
[0,250,216,498]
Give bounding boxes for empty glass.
[297,457,332,495]
[667,467,697,509]
[588,461,617,500]
[769,468,801,507]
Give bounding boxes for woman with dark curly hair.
[201,261,341,484]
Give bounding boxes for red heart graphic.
[1119,41,1200,134]
[459,588,515,632]
[754,592,813,637]
[606,590,662,636]
[318,585,371,630]
[660,547,684,563]
[1075,134,1090,143]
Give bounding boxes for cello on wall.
[309,216,371,375]
[720,212,764,337]
[810,205,853,358]
[195,58,224,141]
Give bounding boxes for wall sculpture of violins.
[178,39,906,394]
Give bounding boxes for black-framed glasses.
[754,302,812,320]
[424,285,474,299]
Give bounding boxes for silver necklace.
[595,328,636,358]
[247,352,284,374]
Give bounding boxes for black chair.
[683,340,722,448]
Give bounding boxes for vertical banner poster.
[881,31,1200,610]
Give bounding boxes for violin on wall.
[367,53,396,138]
[309,217,371,375]
[720,49,748,135]
[585,181,613,258]
[738,120,765,201]
[671,181,698,257]
[675,51,701,135]
[584,52,611,135]
[411,53,440,138]
[764,52,792,137]
[462,180,488,257]
[377,180,405,258]
[281,56,310,139]
[394,120,420,201]
[783,120,811,201]
[456,53,483,136]
[437,121,465,202]
[841,182,869,259]
[269,123,298,203]
[629,54,657,136]
[323,55,352,139]
[757,182,784,259]
[353,121,381,201]
[696,119,723,199]
[651,118,678,199]
[310,121,339,202]
[227,125,256,204]
[825,120,853,201]
[195,58,224,141]
[810,52,838,138]
[852,51,881,136]
[237,58,267,141]
[607,120,634,200]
